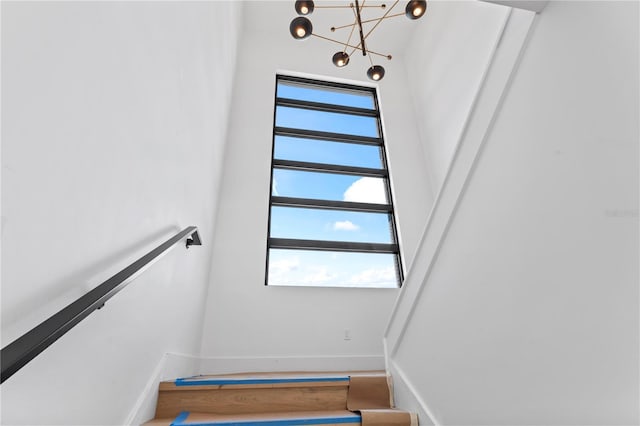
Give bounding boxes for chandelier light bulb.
[405,0,427,19]
[332,52,350,67]
[367,65,385,81]
[295,0,315,15]
[289,17,313,40]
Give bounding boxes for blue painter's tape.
[171,411,190,426]
[174,376,350,387]
[177,413,360,426]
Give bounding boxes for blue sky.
[274,136,382,168]
[277,81,374,109]
[276,106,379,138]
[268,81,399,288]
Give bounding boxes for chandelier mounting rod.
[354,0,367,56]
[349,0,399,54]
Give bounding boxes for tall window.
[266,75,403,288]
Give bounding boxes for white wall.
[199,1,431,368]
[405,0,509,194]
[387,1,639,424]
[1,2,241,424]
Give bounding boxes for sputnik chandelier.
[289,0,427,81]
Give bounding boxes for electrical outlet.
[344,329,352,341]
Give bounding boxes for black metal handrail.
[0,226,202,384]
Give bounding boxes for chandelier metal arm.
[311,33,390,59]
[365,0,399,38]
[314,4,385,8]
[332,12,404,31]
[344,9,358,53]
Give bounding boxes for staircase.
[145,371,418,425]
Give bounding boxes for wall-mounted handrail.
[0,226,202,384]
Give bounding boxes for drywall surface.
[390,1,639,424]
[404,0,509,195]
[199,1,431,364]
[1,2,241,424]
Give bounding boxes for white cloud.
[343,177,386,204]
[268,256,300,285]
[272,177,279,196]
[270,257,299,274]
[333,220,360,231]
[268,258,338,286]
[348,266,396,287]
[301,267,335,284]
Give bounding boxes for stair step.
[155,373,379,419]
[145,409,418,426]
[147,410,361,426]
[169,374,351,389]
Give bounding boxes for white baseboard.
[389,360,439,426]
[195,354,385,375]
[123,353,199,425]
[123,354,166,426]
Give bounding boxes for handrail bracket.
[186,230,202,249]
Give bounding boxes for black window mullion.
[269,238,398,254]
[278,74,377,97]
[271,196,392,213]
[276,97,378,117]
[273,159,387,178]
[274,126,383,146]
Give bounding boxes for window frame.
[265,74,404,288]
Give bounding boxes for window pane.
[276,106,379,138]
[267,249,400,288]
[274,136,383,169]
[277,81,375,110]
[270,206,393,244]
[272,169,388,204]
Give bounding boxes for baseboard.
[123,354,166,425]
[195,354,386,374]
[389,360,439,426]
[123,353,199,425]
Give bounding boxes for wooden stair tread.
[164,376,349,391]
[143,418,175,426]
[180,370,385,378]
[154,381,350,418]
[160,371,385,391]
[145,410,360,425]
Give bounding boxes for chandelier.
[289,0,427,81]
